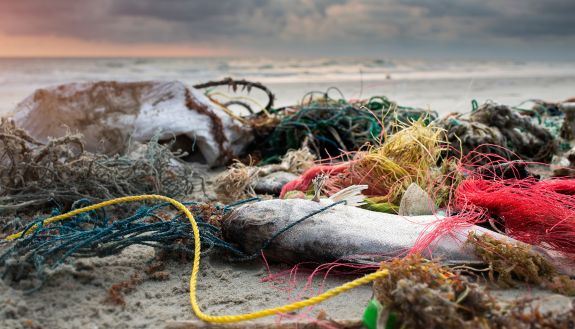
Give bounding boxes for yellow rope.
[4,194,389,323]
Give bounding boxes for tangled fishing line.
[0,118,201,218]
[250,90,437,160]
[280,121,453,211]
[0,199,249,289]
[438,102,557,163]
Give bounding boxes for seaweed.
[372,254,575,329]
[373,255,494,329]
[466,232,575,295]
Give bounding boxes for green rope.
[257,93,437,161]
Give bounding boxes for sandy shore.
[2,243,573,329]
[0,244,375,329]
[2,75,575,117]
[1,172,573,329]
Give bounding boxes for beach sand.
[2,244,572,329]
[1,173,573,329]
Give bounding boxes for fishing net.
[280,121,452,210]
[410,149,575,258]
[214,147,316,201]
[250,90,437,160]
[0,118,201,218]
[0,199,250,289]
[438,101,558,163]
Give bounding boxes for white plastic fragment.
[398,183,435,216]
[12,81,252,166]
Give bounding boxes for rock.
[253,171,298,195]
[527,294,573,317]
[12,81,252,166]
[398,183,435,216]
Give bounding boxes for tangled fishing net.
[407,148,575,264]
[324,121,446,203]
[0,118,200,218]
[250,90,437,160]
[438,102,557,163]
[281,121,452,211]
[0,199,249,289]
[452,177,575,254]
[214,147,316,201]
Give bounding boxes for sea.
[1,57,575,116]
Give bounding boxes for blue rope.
[0,199,248,288]
[1,198,346,291]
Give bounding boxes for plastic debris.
[12,81,252,166]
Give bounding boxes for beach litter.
[247,90,437,161]
[214,147,316,201]
[437,100,575,163]
[0,118,199,219]
[368,254,575,329]
[0,199,247,290]
[12,80,253,166]
[1,79,575,328]
[222,198,538,266]
[279,121,453,212]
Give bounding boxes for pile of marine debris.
[1,78,575,329]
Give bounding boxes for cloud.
[0,0,574,58]
[487,0,575,38]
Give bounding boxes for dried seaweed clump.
[373,255,494,329]
[467,232,575,295]
[373,255,575,329]
[0,118,199,216]
[215,147,315,201]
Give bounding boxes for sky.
[0,0,574,60]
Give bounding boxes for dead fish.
[224,199,491,264]
[222,199,575,274]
